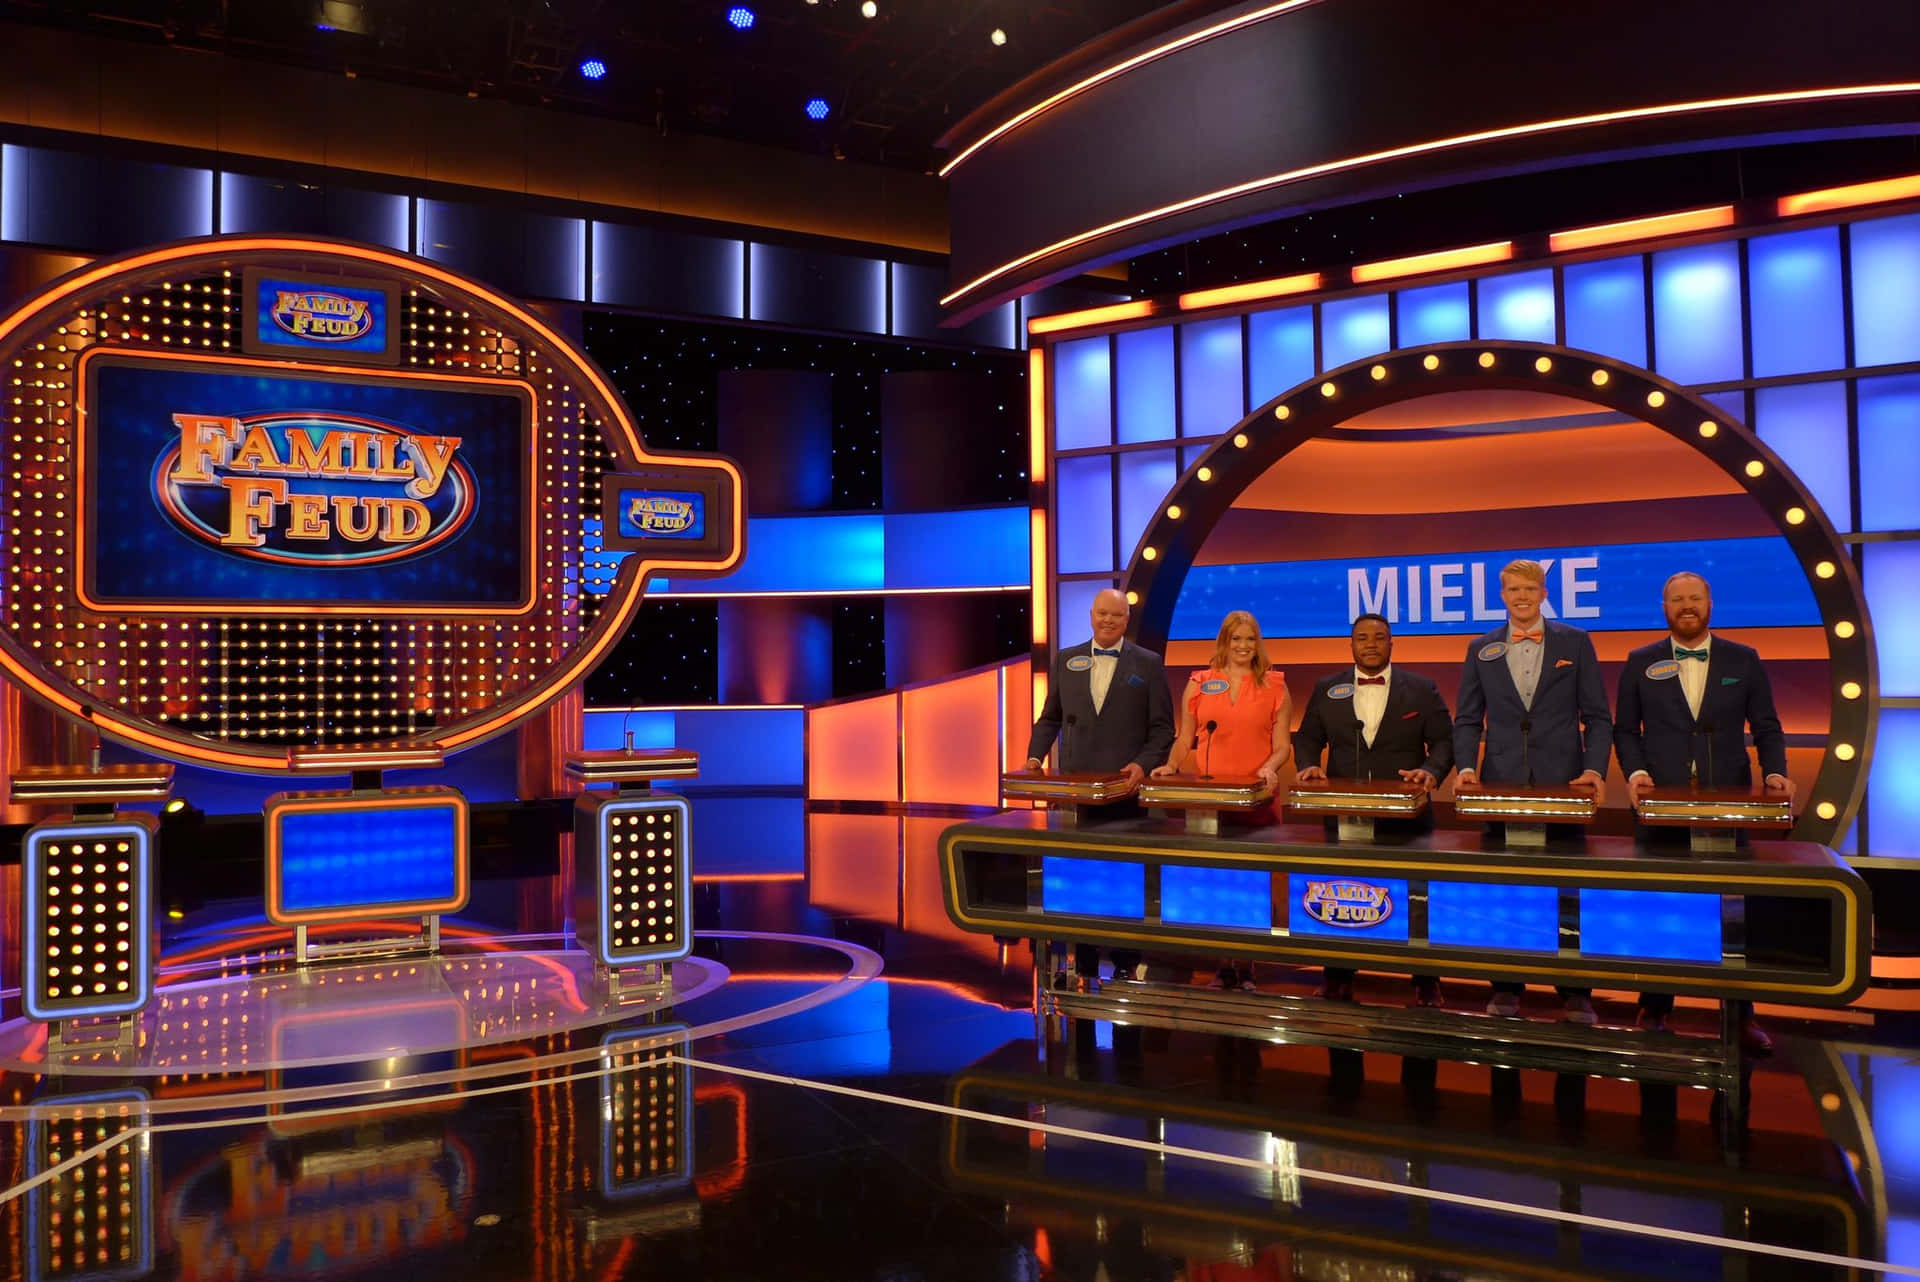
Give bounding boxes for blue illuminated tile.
[1755,381,1851,529]
[1578,889,1720,962]
[1428,881,1558,952]
[1247,305,1314,407]
[1055,579,1112,646]
[1117,449,1178,564]
[1321,295,1389,369]
[1054,337,1112,449]
[1055,454,1114,574]
[1475,269,1556,343]
[1286,873,1409,942]
[583,710,676,751]
[885,507,1028,588]
[1748,226,1845,377]
[1179,317,1245,436]
[1395,281,1469,347]
[1859,373,1920,531]
[1116,325,1176,443]
[1866,542,1920,697]
[1851,213,1920,368]
[269,794,466,921]
[1564,255,1647,366]
[1043,857,1144,918]
[1161,865,1269,929]
[1864,709,1920,854]
[1651,242,1742,384]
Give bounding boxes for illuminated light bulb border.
[21,817,156,1022]
[1110,340,1874,846]
[589,795,692,966]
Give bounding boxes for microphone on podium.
[1519,716,1532,785]
[1201,720,1218,779]
[1354,717,1366,782]
[1697,716,1717,790]
[1061,713,1078,772]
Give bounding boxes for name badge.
[1478,642,1508,661]
[1327,682,1355,700]
[1066,655,1093,672]
[1645,659,1681,681]
[1199,678,1230,694]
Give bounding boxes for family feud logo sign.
[270,289,374,342]
[243,271,397,365]
[1300,878,1394,928]
[619,490,705,539]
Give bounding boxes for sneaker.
[1486,991,1521,1017]
[1562,995,1598,1025]
[1411,979,1443,1008]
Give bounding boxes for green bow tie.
[1675,646,1709,661]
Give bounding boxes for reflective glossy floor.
[4,797,1920,1281]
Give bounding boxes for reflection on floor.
[1,794,1918,1280]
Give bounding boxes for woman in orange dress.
[1151,611,1292,990]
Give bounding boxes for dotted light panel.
[22,818,155,1021]
[26,1092,152,1282]
[264,787,468,924]
[599,1026,692,1198]
[574,794,690,965]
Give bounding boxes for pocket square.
[1554,658,1575,668]
[1125,673,1146,687]
[1401,710,1420,719]
[1721,676,1741,685]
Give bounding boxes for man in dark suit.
[1454,558,1612,1024]
[1616,570,1792,1038]
[1026,587,1175,985]
[1295,612,1455,1006]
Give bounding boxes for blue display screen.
[1161,865,1270,929]
[1579,888,1722,963]
[1043,856,1145,918]
[617,488,705,539]
[81,352,532,611]
[252,275,391,355]
[1287,873,1410,942]
[275,802,462,916]
[1428,881,1560,953]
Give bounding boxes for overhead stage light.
[805,97,831,121]
[861,0,877,17]
[990,28,1007,45]
[579,57,608,81]
[727,6,756,30]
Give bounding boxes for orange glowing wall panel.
[902,668,1004,806]
[807,694,901,802]
[805,813,901,921]
[1001,658,1033,771]
[899,816,1000,959]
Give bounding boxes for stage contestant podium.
[268,745,466,966]
[567,749,699,999]
[1284,779,1427,842]
[1000,770,1137,828]
[1453,782,1597,847]
[1137,774,1272,836]
[12,763,171,1051]
[1636,786,1794,854]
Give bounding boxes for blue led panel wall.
[581,711,804,790]
[1247,306,1315,406]
[1851,213,1920,368]
[889,260,1014,347]
[1054,336,1112,449]
[1396,281,1470,347]
[1055,454,1115,574]
[1748,226,1845,377]
[592,222,745,318]
[1321,295,1390,369]
[1755,381,1852,528]
[1,146,212,253]
[1652,242,1743,384]
[1866,541,1920,696]
[1118,450,1179,563]
[1579,889,1721,963]
[1179,318,1244,436]
[1043,856,1144,917]
[1115,326,1176,443]
[1869,710,1920,857]
[1161,866,1269,929]
[1056,579,1111,647]
[1475,269,1556,343]
[417,200,585,301]
[1563,255,1647,366]
[1859,373,1920,531]
[748,242,886,334]
[218,174,412,249]
[885,507,1028,587]
[1427,882,1559,952]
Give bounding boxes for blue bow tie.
[1092,647,1122,658]
[1675,646,1709,661]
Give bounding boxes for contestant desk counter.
[941,777,1869,1094]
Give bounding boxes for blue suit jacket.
[1453,621,1612,785]
[1614,637,1788,787]
[1027,639,1175,775]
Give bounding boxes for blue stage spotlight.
[726,6,756,30]
[580,57,608,81]
[805,97,831,121]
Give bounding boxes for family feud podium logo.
[1301,878,1394,928]
[621,492,701,538]
[269,289,375,343]
[155,412,476,566]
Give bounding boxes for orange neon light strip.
[1028,346,1050,655]
[263,789,470,925]
[939,0,1320,177]
[1548,205,1736,253]
[1351,240,1513,284]
[1178,271,1322,310]
[941,82,1920,307]
[1027,347,1047,487]
[1026,300,1153,335]
[1777,172,1920,217]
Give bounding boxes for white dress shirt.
[1353,665,1390,746]
[1089,644,1121,715]
[1673,633,1711,719]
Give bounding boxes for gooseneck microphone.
[1697,716,1717,791]
[1519,717,1533,786]
[1354,716,1366,782]
[1201,719,1218,779]
[1062,713,1078,773]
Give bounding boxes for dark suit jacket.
[1453,621,1612,785]
[1294,669,1454,782]
[1027,639,1175,774]
[1614,637,1788,787]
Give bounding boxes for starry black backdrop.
[581,313,1027,705]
